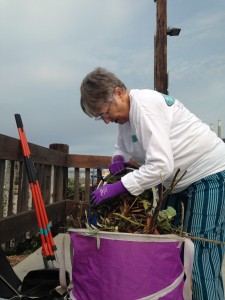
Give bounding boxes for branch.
[149,169,186,233]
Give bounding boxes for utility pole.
[154,0,181,95]
[154,0,168,94]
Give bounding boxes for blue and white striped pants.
[166,170,225,300]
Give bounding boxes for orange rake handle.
[15,114,56,260]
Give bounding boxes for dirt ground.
[7,254,29,267]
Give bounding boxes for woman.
[80,67,225,299]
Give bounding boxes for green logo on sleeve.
[161,93,175,106]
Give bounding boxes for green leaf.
[142,200,151,210]
[162,206,176,219]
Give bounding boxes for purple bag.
[69,229,194,300]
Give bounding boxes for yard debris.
[67,168,225,246]
[68,168,186,235]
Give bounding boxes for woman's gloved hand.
[109,156,129,175]
[91,181,128,205]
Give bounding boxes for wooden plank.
[30,144,68,167]
[8,161,15,215]
[0,134,23,161]
[0,134,112,168]
[97,168,104,186]
[16,161,24,213]
[73,168,80,201]
[20,165,30,211]
[67,154,111,168]
[62,167,68,199]
[0,159,6,218]
[0,134,67,167]
[54,166,64,202]
[44,165,52,204]
[0,200,68,244]
[85,168,90,202]
[35,163,44,190]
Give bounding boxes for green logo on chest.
[132,135,138,142]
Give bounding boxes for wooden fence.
[0,133,111,247]
[1,129,224,248]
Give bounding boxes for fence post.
[49,144,69,199]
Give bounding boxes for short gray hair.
[80,67,127,117]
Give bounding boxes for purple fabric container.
[70,230,185,300]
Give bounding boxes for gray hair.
[80,67,127,117]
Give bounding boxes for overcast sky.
[0,0,225,156]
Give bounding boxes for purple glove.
[109,156,128,175]
[91,181,128,205]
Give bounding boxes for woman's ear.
[114,87,124,98]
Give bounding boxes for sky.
[0,0,225,156]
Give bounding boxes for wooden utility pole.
[154,0,168,94]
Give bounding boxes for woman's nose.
[102,116,111,124]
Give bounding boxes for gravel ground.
[7,254,29,267]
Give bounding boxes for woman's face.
[96,87,130,125]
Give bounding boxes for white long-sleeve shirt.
[113,89,225,195]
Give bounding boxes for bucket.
[69,229,194,300]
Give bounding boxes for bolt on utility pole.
[154,0,168,94]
